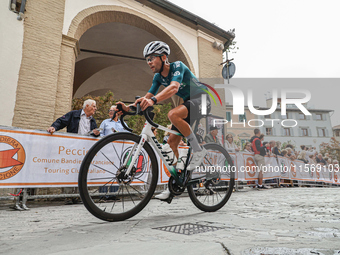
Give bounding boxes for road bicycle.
[78,99,235,222]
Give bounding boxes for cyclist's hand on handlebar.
[135,97,154,111]
[116,102,130,114]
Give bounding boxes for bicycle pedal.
[160,194,174,204]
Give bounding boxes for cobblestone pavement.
[1,187,340,255]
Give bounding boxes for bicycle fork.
[122,134,147,176]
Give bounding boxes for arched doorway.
[65,6,194,108]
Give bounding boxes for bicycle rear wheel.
[187,143,235,212]
[78,132,158,222]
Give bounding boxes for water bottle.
[176,147,188,170]
[161,144,177,165]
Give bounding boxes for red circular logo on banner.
[0,136,26,180]
[290,162,296,177]
[334,167,339,183]
[246,157,256,177]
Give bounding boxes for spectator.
[243,142,253,153]
[281,149,288,158]
[259,134,265,142]
[262,142,271,156]
[250,129,267,189]
[272,141,283,157]
[286,148,296,160]
[268,141,276,153]
[204,126,222,146]
[316,154,327,165]
[99,105,129,136]
[225,134,240,152]
[297,151,308,163]
[309,154,317,165]
[47,99,100,204]
[47,99,100,137]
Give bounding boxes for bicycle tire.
[78,132,158,222]
[187,143,235,212]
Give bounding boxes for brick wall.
[12,0,66,129]
[197,36,226,139]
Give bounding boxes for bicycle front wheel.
[187,143,235,212]
[78,132,158,222]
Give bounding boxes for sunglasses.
[146,54,163,63]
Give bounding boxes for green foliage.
[127,103,172,141]
[72,91,172,142]
[226,41,239,54]
[320,137,340,161]
[281,140,296,150]
[72,91,116,127]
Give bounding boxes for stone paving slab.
[1,187,340,255]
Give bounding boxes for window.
[299,113,305,120]
[316,114,322,120]
[301,128,308,136]
[264,114,271,119]
[335,130,340,137]
[226,112,231,121]
[239,114,246,122]
[318,128,326,137]
[284,128,291,136]
[266,128,273,136]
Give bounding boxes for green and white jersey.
[148,61,207,101]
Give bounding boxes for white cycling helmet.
[143,41,170,58]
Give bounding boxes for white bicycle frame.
[122,120,184,177]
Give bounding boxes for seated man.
[117,41,209,199]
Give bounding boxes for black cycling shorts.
[171,94,210,132]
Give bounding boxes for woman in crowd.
[272,141,283,156]
[309,154,317,165]
[225,134,240,152]
[243,142,253,153]
[297,151,308,163]
[286,148,296,160]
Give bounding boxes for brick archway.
[67,6,194,72]
[53,5,194,119]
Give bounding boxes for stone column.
[53,35,79,120]
[12,0,66,129]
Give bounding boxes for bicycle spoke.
[124,185,136,206]
[100,151,120,170]
[92,164,116,175]
[127,184,145,197]
[112,142,122,164]
[133,176,151,185]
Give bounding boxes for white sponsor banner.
[0,127,99,188]
[0,126,339,188]
[0,126,188,188]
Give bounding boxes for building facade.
[1,0,234,131]
[257,99,333,149]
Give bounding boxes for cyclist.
[117,41,209,199]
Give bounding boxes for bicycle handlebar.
[117,97,158,132]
